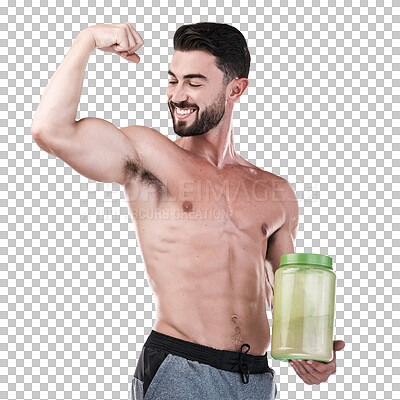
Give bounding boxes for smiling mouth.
[174,107,197,120]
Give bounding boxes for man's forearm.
[31,29,96,134]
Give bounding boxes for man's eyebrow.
[168,70,208,81]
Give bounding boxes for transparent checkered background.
[1,0,399,399]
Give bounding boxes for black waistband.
[145,330,273,384]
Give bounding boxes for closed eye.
[168,81,201,88]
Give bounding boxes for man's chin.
[175,130,207,138]
[173,126,198,137]
[173,120,192,137]
[174,130,194,137]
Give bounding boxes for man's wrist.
[75,28,96,52]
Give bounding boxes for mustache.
[169,101,198,110]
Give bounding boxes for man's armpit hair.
[124,156,141,179]
[124,156,164,191]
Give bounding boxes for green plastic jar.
[271,253,336,363]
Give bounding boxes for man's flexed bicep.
[265,180,299,312]
[30,24,146,186]
[32,117,140,185]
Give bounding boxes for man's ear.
[227,78,249,103]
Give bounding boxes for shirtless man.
[31,22,345,399]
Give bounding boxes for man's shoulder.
[252,169,299,239]
[246,165,293,190]
[258,168,287,184]
[254,168,298,218]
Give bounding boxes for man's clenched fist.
[83,22,144,63]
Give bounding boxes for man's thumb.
[126,53,140,63]
[333,340,346,352]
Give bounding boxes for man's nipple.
[182,200,193,212]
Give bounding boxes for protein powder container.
[271,253,336,363]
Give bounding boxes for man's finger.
[119,51,140,63]
[126,53,140,63]
[291,361,315,380]
[126,22,144,48]
[333,340,346,352]
[290,361,315,385]
[304,360,334,376]
[298,361,325,381]
[293,361,319,385]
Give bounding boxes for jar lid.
[280,253,333,269]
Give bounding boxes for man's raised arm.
[30,23,144,185]
[265,180,299,313]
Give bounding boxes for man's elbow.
[31,128,54,155]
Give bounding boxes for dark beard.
[168,90,226,137]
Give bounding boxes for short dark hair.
[173,22,251,86]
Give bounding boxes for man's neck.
[176,114,239,169]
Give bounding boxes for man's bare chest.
[124,164,285,239]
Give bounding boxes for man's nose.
[169,84,188,104]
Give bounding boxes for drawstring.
[238,343,250,384]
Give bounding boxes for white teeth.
[176,107,195,115]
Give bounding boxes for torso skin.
[32,29,340,382]
[123,136,291,356]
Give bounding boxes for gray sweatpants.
[131,330,278,400]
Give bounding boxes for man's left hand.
[289,340,345,385]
